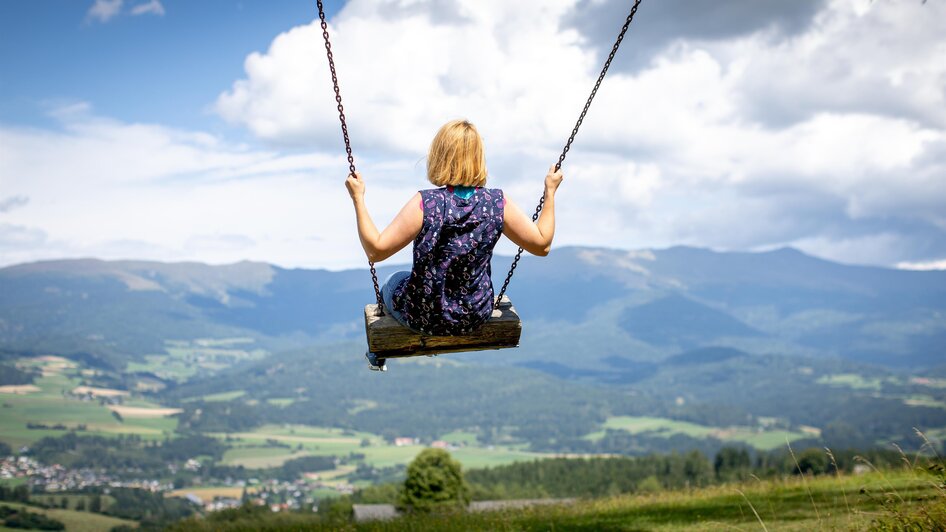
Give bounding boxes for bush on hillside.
[398,448,469,513]
[0,504,65,530]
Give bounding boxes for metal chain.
[316,0,384,313]
[494,0,642,308]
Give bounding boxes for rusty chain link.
[494,0,643,308]
[317,0,383,313]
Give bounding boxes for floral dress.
[391,186,505,335]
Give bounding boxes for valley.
[1,246,944,523]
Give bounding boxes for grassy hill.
[0,501,137,532]
[166,470,945,531]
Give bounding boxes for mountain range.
[2,245,943,373]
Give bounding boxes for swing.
[363,295,521,359]
[315,0,643,369]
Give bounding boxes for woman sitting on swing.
[346,119,563,366]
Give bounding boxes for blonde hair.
[427,119,488,187]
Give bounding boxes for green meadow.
[215,424,547,470]
[182,390,248,403]
[0,358,178,448]
[584,416,810,451]
[168,470,945,531]
[0,502,136,532]
[816,373,891,391]
[29,493,117,511]
[125,338,269,383]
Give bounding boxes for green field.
[266,397,297,406]
[348,399,378,415]
[816,373,890,391]
[584,416,810,451]
[217,424,374,467]
[0,502,137,532]
[900,394,946,409]
[599,416,716,438]
[0,358,180,448]
[221,446,306,468]
[214,424,551,470]
[440,431,478,445]
[31,493,117,512]
[125,338,268,383]
[181,390,247,403]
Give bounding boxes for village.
[0,454,351,513]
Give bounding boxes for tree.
[715,447,751,481]
[795,448,829,476]
[89,494,102,513]
[12,485,29,503]
[398,448,469,513]
[822,421,868,449]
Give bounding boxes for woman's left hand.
[346,171,365,201]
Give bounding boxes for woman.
[346,119,563,369]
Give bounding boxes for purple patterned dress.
[391,186,505,335]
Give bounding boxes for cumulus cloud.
[86,0,164,23]
[130,0,164,17]
[4,0,944,270]
[86,0,123,23]
[568,0,828,71]
[898,259,946,271]
[0,196,29,213]
[0,223,53,266]
[0,103,387,268]
[211,0,946,268]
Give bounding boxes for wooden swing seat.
[364,295,521,358]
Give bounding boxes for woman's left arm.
[346,171,423,262]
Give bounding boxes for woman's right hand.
[346,171,365,201]
[545,165,564,194]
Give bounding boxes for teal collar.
[447,185,477,200]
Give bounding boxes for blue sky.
[1,0,944,271]
[0,0,341,132]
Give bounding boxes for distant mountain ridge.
[1,245,944,371]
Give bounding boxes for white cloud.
[6,0,946,269]
[86,0,123,23]
[897,259,946,271]
[130,0,164,17]
[0,196,29,213]
[212,0,946,267]
[0,104,399,269]
[86,0,164,23]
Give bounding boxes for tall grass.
[167,433,946,531]
[866,429,946,531]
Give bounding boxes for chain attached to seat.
[316,0,383,314]
[494,0,643,308]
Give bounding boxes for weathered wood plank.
[364,295,521,358]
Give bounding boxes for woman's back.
[392,186,504,335]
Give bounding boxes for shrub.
[398,448,470,513]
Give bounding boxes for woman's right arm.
[502,165,564,257]
[347,172,423,263]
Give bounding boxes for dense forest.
[340,446,915,505]
[157,344,946,455]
